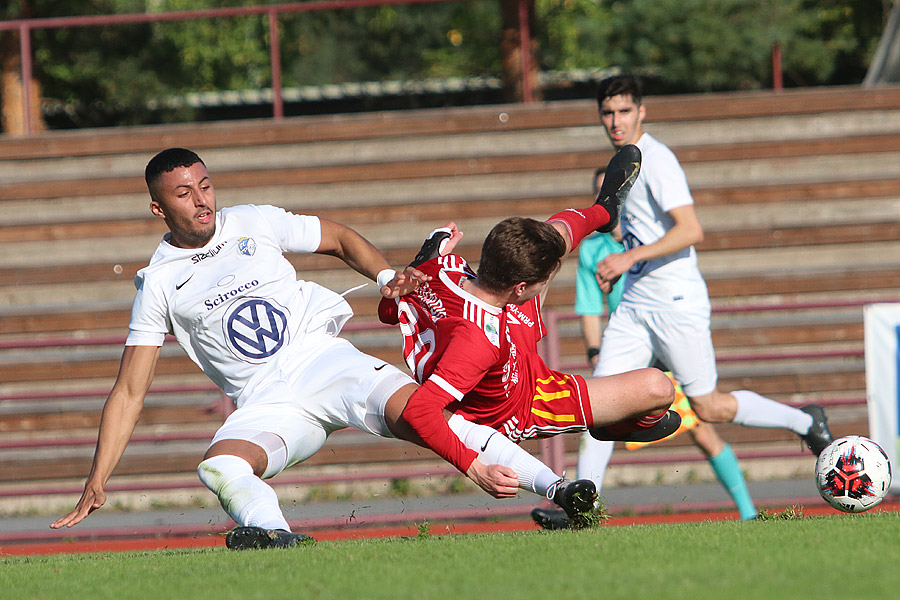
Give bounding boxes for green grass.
[5,512,900,600]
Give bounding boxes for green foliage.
[599,0,884,92]
[536,0,616,71]
[388,477,411,497]
[0,0,889,129]
[156,0,271,90]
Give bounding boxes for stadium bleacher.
[1,84,899,527]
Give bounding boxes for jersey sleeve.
[125,272,170,347]
[401,323,497,473]
[251,204,321,254]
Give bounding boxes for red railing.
[0,0,536,136]
[0,2,790,137]
[0,298,873,478]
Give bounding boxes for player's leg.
[198,399,326,549]
[588,308,678,439]
[383,382,591,504]
[656,308,833,455]
[688,423,757,520]
[577,436,615,497]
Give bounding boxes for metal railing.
[0,0,536,136]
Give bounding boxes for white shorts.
[210,335,414,474]
[594,305,718,397]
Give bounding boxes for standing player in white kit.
[577,75,833,493]
[50,148,597,548]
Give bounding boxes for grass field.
[4,512,900,600]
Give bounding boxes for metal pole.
[772,43,783,92]
[19,23,34,135]
[268,9,284,119]
[538,309,566,475]
[517,0,533,103]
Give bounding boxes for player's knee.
[197,454,254,495]
[687,393,722,422]
[645,368,676,411]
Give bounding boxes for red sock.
[547,205,610,249]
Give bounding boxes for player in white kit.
[50,148,597,549]
[578,75,833,504]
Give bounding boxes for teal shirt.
[574,232,625,316]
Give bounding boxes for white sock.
[197,454,291,531]
[577,435,614,497]
[731,390,813,434]
[447,414,560,496]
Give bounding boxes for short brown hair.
[476,217,566,292]
[596,74,643,107]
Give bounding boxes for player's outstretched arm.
[466,460,519,499]
[316,218,430,298]
[50,345,160,529]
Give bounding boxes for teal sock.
[708,444,757,520]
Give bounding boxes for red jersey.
[379,255,591,472]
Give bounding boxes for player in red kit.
[380,146,679,476]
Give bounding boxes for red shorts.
[456,370,592,443]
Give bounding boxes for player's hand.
[595,271,619,294]
[435,222,464,255]
[597,252,634,284]
[466,459,519,499]
[380,266,431,299]
[50,483,106,529]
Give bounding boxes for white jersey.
[618,133,710,312]
[126,204,354,406]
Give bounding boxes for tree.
[599,0,885,92]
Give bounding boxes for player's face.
[599,94,645,148]
[150,162,217,249]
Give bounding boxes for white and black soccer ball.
[815,436,892,513]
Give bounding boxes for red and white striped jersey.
[379,255,550,471]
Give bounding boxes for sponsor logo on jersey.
[237,237,256,256]
[191,240,229,264]
[484,314,501,347]
[205,280,260,310]
[225,297,289,360]
[507,305,534,328]
[414,283,446,320]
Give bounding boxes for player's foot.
[589,409,681,443]
[531,507,573,530]
[594,144,641,233]
[225,526,315,550]
[799,404,833,456]
[550,478,598,519]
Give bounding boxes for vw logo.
[225,298,288,360]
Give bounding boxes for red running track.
[3,501,898,557]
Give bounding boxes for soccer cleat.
[409,228,453,267]
[589,409,681,443]
[550,478,598,519]
[594,144,641,233]
[531,507,573,530]
[799,404,833,456]
[225,526,315,550]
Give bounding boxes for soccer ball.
[815,436,892,513]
